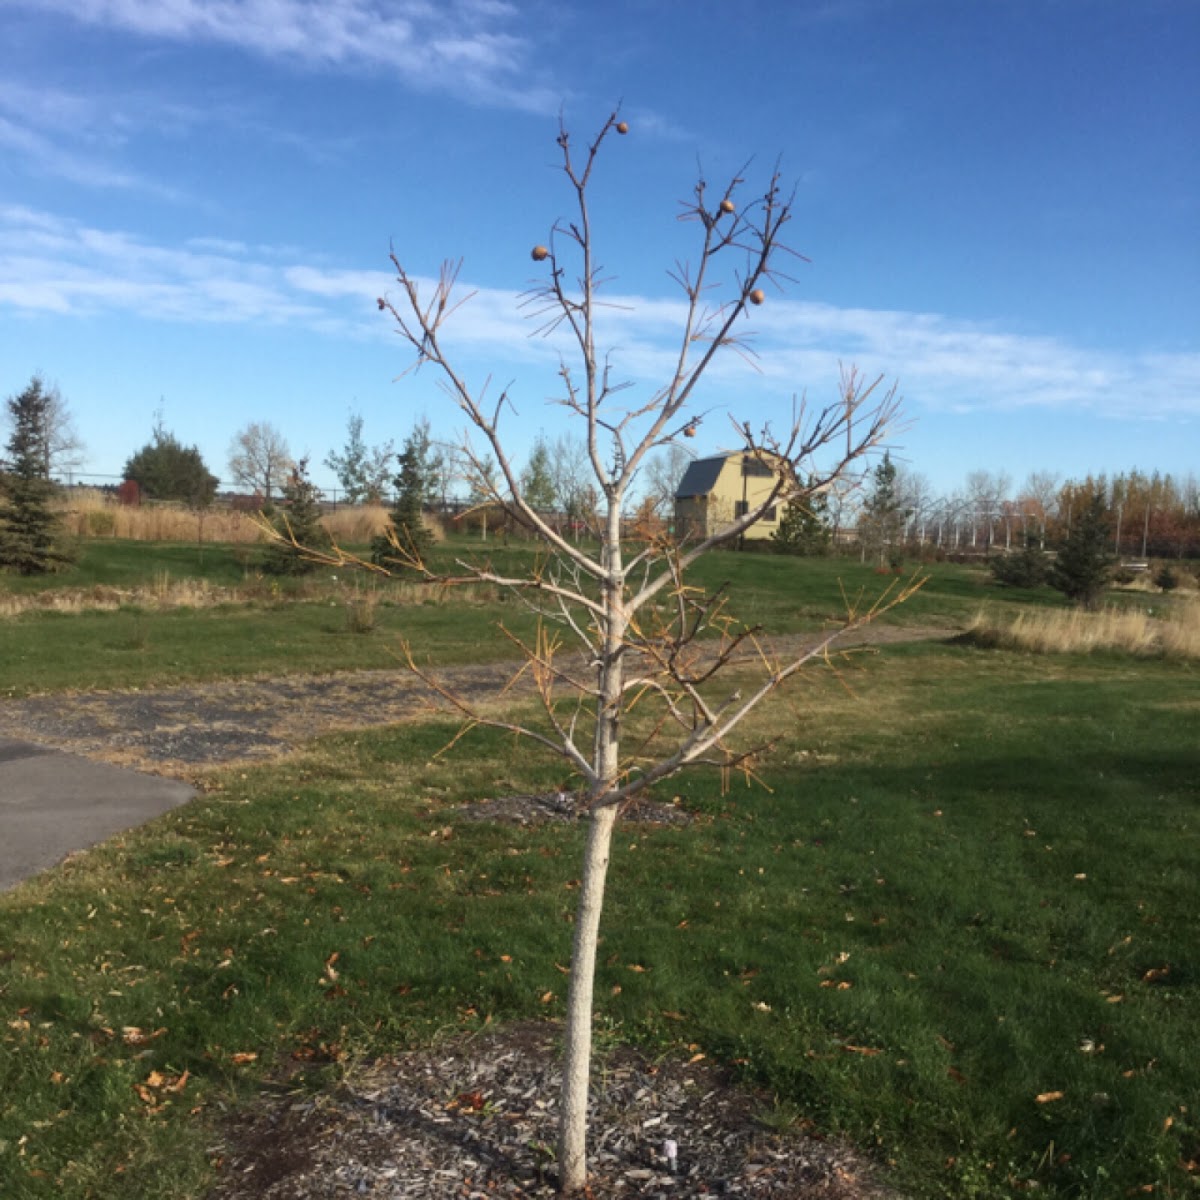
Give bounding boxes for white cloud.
[22,0,559,111]
[2,205,1197,424]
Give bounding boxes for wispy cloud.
[2,206,1196,424]
[0,80,189,197]
[20,0,559,112]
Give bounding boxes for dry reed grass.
[1119,568,1198,594]
[59,490,265,543]
[320,504,391,544]
[56,492,444,546]
[967,598,1200,660]
[0,577,248,618]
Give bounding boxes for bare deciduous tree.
[228,421,293,502]
[271,113,911,1193]
[641,442,694,518]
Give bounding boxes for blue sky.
[1,0,1196,499]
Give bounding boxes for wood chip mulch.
[208,1022,900,1199]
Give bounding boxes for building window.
[763,506,777,522]
[734,500,749,518]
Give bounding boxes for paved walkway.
[0,737,195,891]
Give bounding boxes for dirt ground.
[0,627,951,779]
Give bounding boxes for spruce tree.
[991,534,1050,588]
[0,377,75,574]
[1049,493,1114,609]
[263,456,330,575]
[372,441,433,568]
[858,452,904,566]
[771,489,832,555]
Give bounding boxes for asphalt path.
[0,737,195,891]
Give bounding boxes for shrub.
[990,538,1050,588]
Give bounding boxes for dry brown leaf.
[230,1052,258,1064]
[1035,1090,1065,1104]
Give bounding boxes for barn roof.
[674,456,727,499]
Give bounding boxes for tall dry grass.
[56,492,439,546]
[966,598,1200,660]
[58,490,265,543]
[0,577,249,618]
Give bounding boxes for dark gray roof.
[674,456,727,499]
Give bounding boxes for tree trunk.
[558,801,619,1192]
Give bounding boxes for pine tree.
[0,377,75,574]
[263,457,330,575]
[991,534,1050,588]
[771,488,831,555]
[372,440,433,568]
[858,452,904,566]
[520,438,556,511]
[123,417,218,504]
[1049,493,1114,609]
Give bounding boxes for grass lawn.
[0,536,1061,696]
[1,638,1196,1198]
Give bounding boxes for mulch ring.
[209,1021,900,1199]
[456,792,694,828]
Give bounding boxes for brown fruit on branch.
[719,199,735,215]
[683,424,697,439]
[749,288,765,306]
[531,245,549,262]
[616,121,629,135]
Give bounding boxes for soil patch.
[0,627,950,779]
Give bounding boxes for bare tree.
[274,113,910,1193]
[228,421,294,502]
[1019,469,1061,548]
[964,469,1012,551]
[640,442,694,518]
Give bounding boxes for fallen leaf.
[627,964,648,973]
[752,1001,772,1012]
[539,991,554,1004]
[1036,1090,1065,1104]
[1142,966,1170,983]
[843,1044,882,1057]
[230,1052,258,1064]
[687,1052,705,1064]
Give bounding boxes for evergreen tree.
[324,412,394,505]
[123,417,218,504]
[1049,493,1114,609]
[771,488,831,555]
[858,452,904,566]
[372,436,433,568]
[263,456,330,575]
[520,438,556,510]
[1154,563,1179,593]
[991,534,1050,588]
[0,377,75,574]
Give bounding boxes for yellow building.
[673,452,784,541]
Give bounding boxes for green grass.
[1,642,1196,1198]
[0,596,542,695]
[0,537,1054,696]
